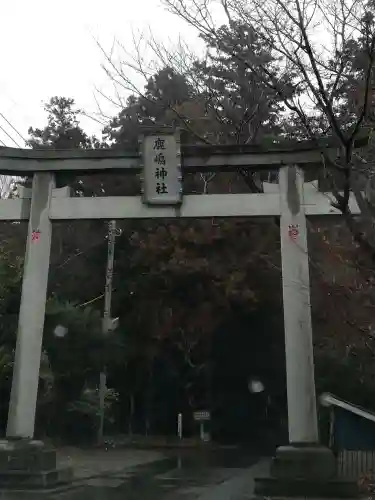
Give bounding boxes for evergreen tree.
[27,97,94,150]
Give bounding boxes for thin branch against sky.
[0,0,201,142]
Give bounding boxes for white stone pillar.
[279,166,319,444]
[7,173,55,439]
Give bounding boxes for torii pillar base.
[254,444,359,498]
[0,439,80,498]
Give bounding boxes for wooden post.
[279,166,319,444]
[7,173,55,439]
[98,220,117,444]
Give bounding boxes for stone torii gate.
[0,133,362,496]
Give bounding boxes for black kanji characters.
[156,182,168,194]
[155,166,167,180]
[152,137,169,196]
[154,152,166,165]
[153,137,166,150]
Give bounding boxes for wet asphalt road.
[70,448,262,500]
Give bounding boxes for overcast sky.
[0,0,200,147]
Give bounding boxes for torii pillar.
[279,165,319,445]
[0,173,73,493]
[7,173,54,439]
[255,166,357,498]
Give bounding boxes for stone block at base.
[254,476,359,498]
[0,484,85,499]
[0,439,75,496]
[271,444,336,480]
[0,467,73,488]
[254,444,359,498]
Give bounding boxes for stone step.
[254,476,359,498]
[0,466,73,489]
[270,445,337,480]
[0,448,57,472]
[0,483,86,499]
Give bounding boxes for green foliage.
[0,248,22,305]
[0,346,13,382]
[104,30,288,148]
[0,243,23,352]
[193,22,288,144]
[45,297,102,334]
[103,67,193,147]
[27,97,102,192]
[27,97,93,150]
[67,387,119,424]
[35,297,121,441]
[43,297,104,385]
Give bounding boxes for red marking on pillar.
[288,224,299,241]
[31,230,41,243]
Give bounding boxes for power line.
[0,124,20,148]
[0,111,26,144]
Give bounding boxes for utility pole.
[98,220,120,444]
